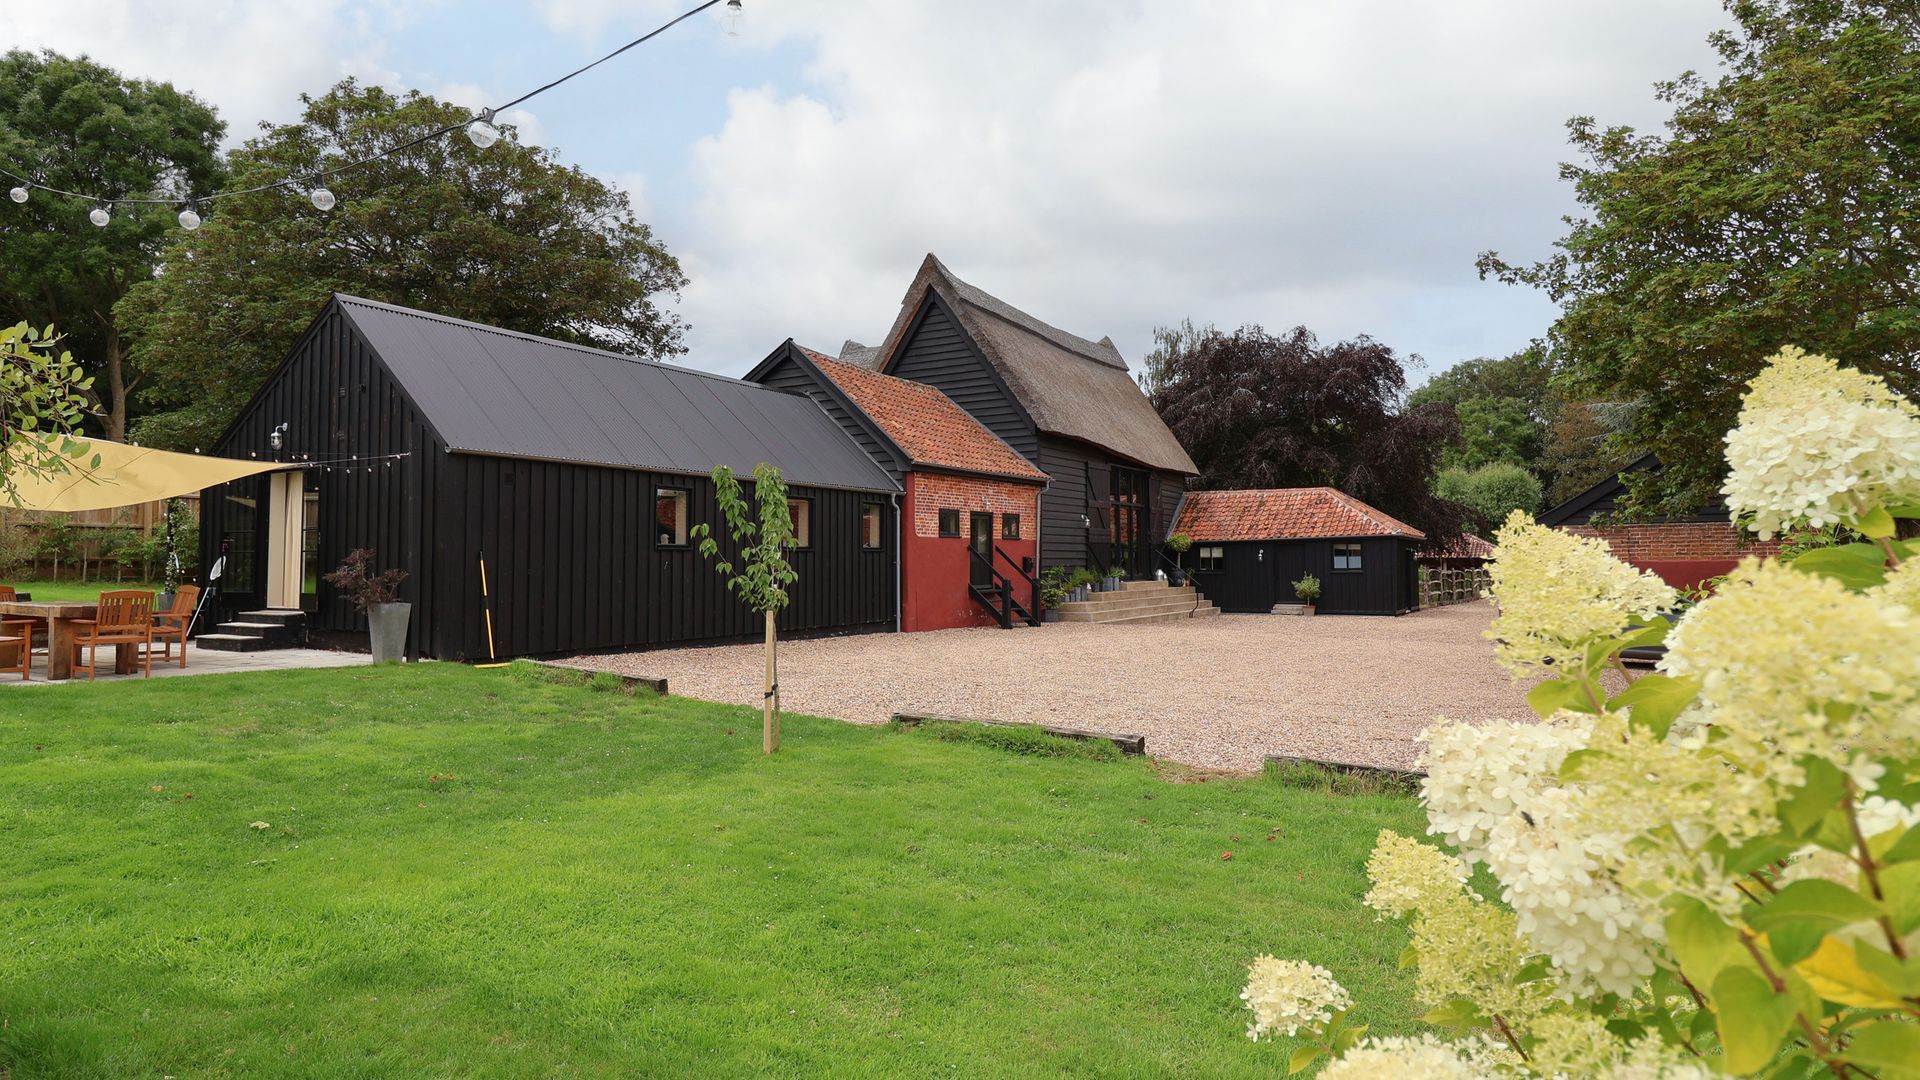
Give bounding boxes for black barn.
[1171,488,1424,615]
[200,295,900,660]
[835,255,1198,578]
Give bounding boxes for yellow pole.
[476,552,508,668]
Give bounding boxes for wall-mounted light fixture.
[269,422,288,451]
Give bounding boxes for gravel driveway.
[562,601,1532,773]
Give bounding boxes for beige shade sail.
[4,436,286,512]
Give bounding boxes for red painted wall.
[1559,522,1781,590]
[902,472,1041,632]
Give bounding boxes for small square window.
[655,488,689,547]
[861,503,884,550]
[787,498,812,548]
[1197,545,1225,572]
[938,508,960,537]
[1000,513,1020,540]
[1333,543,1363,571]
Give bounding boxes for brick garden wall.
[1559,522,1781,589]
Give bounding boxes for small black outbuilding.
[1170,488,1424,615]
[199,295,901,660]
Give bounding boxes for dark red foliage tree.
[1147,324,1466,542]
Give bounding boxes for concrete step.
[1084,607,1214,626]
[1270,603,1316,616]
[1059,597,1216,622]
[235,609,307,626]
[195,633,274,652]
[1058,593,1203,618]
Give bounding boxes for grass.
[0,662,1423,1078]
[3,577,167,602]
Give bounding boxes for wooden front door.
[969,512,994,589]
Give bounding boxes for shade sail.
[5,437,285,512]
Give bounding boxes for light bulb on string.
[89,201,111,227]
[309,178,336,212]
[466,108,500,149]
[723,0,743,35]
[8,186,26,204]
[177,201,201,230]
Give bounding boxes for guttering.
[892,491,903,633]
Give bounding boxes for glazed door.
[265,471,305,611]
[969,512,993,589]
[1108,466,1148,579]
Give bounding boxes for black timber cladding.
[1188,538,1421,616]
[204,296,898,661]
[744,342,909,485]
[885,293,1039,461]
[1538,454,1734,527]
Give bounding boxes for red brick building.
[747,342,1048,631]
[1540,455,1780,588]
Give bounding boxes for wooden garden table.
[0,600,140,680]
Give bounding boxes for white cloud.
[434,82,546,147]
[667,0,1733,377]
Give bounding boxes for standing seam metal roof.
[334,295,899,493]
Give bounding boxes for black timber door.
[1109,466,1149,579]
[970,512,994,588]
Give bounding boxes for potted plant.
[1039,567,1069,622]
[1292,573,1321,615]
[323,548,410,663]
[1064,566,1099,603]
[1101,568,1125,591]
[1166,531,1193,585]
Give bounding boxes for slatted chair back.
[95,591,156,632]
[161,586,200,622]
[0,585,14,600]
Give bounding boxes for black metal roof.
[1538,454,1732,526]
[335,295,899,493]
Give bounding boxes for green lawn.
[3,577,166,602]
[0,663,1421,1078]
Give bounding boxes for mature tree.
[1540,394,1631,505]
[0,50,225,441]
[1480,0,1920,518]
[1446,396,1542,471]
[1138,316,1215,397]
[1434,461,1543,531]
[118,80,687,449]
[1149,323,1466,542]
[1405,347,1551,419]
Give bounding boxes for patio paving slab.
[0,647,367,686]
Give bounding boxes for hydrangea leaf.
[1845,1021,1920,1080]
[1606,673,1701,739]
[1778,758,1847,837]
[1744,880,1882,965]
[1881,861,1920,934]
[1527,677,1597,718]
[1853,940,1920,997]
[1786,543,1890,589]
[1711,966,1798,1074]
[1286,1044,1324,1075]
[1791,936,1907,1008]
[1418,998,1486,1031]
[1852,505,1897,540]
[1666,898,1747,992]
[1884,825,1920,865]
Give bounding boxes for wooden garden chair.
[0,585,38,678]
[69,590,156,680]
[149,585,200,669]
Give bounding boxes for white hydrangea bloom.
[1482,511,1676,676]
[1601,1038,1719,1079]
[1661,559,1920,774]
[1421,715,1664,995]
[1364,829,1475,918]
[1239,956,1350,1041]
[1318,1034,1501,1079]
[1873,558,1920,614]
[1721,346,1920,539]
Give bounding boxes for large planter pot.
[1043,609,1062,623]
[1302,603,1317,616]
[367,602,412,664]
[1102,575,1124,591]
[156,592,177,613]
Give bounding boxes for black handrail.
[966,547,1021,628]
[1150,544,1202,616]
[993,545,1040,624]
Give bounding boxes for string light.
[0,0,733,229]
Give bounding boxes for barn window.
[1001,513,1020,540]
[787,498,812,548]
[655,488,689,547]
[938,508,960,537]
[1197,545,1225,572]
[861,503,884,549]
[1333,543,1364,571]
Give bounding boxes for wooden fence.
[1,497,201,583]
[1418,563,1489,608]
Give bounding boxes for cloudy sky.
[13,1,1731,382]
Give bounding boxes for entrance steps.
[197,609,309,652]
[1056,579,1220,624]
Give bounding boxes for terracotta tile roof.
[806,350,1048,483]
[1173,488,1426,542]
[1418,533,1494,560]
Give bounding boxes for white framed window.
[1197,545,1225,572]
[1333,542,1363,571]
[787,498,812,548]
[861,503,884,550]
[655,488,690,547]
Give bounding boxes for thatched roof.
[871,255,1198,475]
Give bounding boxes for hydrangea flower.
[1239,956,1350,1041]
[1483,512,1676,676]
[1721,346,1920,539]
[1662,558,1920,775]
[1363,829,1474,919]
[1318,1034,1511,1079]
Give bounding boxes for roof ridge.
[928,262,1128,370]
[333,293,754,392]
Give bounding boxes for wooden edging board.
[891,711,1146,756]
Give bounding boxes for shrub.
[321,548,408,611]
[1167,531,1193,554]
[1292,574,1320,603]
[1433,461,1542,528]
[1245,346,1920,1076]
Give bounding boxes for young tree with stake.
[691,463,797,755]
